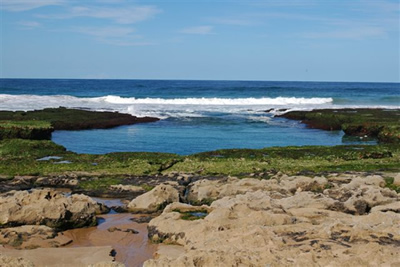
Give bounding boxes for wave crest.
[101,95,333,105]
[0,94,337,118]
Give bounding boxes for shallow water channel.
[62,198,158,266]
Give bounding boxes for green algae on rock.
[0,120,53,140]
[0,107,159,139]
[278,109,400,143]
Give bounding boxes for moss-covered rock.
[0,120,53,140]
[279,109,400,143]
[0,107,160,130]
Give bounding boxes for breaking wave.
[100,95,333,105]
[1,94,396,119]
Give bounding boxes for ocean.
[1,79,399,155]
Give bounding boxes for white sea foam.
[100,95,333,105]
[0,94,397,119]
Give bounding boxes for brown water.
[63,213,158,267]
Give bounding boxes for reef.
[0,107,159,140]
[278,108,400,143]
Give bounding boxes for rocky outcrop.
[0,225,72,249]
[127,184,179,213]
[0,254,34,267]
[0,108,160,132]
[186,175,329,204]
[107,184,146,199]
[278,109,400,143]
[0,189,106,229]
[145,174,400,267]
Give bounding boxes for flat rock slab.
[0,246,114,267]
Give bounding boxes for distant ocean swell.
[0,94,398,119]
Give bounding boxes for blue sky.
[1,0,399,82]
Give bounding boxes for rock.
[34,176,79,188]
[0,225,72,249]
[88,262,125,267]
[325,184,398,215]
[109,184,145,194]
[0,254,34,267]
[176,174,192,186]
[0,246,117,267]
[110,206,128,213]
[393,173,400,186]
[343,176,386,190]
[127,184,179,213]
[371,201,400,213]
[0,189,102,229]
[129,216,155,224]
[278,175,328,193]
[107,227,138,234]
[144,175,400,267]
[186,176,329,205]
[276,191,336,210]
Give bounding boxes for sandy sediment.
[0,189,157,267]
[0,246,115,267]
[0,213,157,267]
[63,213,158,266]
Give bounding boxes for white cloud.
[17,20,41,28]
[180,26,214,35]
[73,26,154,46]
[37,5,161,24]
[1,0,64,11]
[301,26,387,40]
[75,26,136,38]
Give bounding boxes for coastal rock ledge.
[0,189,106,229]
[145,174,400,267]
[127,184,180,213]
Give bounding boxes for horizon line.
[1,77,399,84]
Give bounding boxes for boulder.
[0,189,103,229]
[127,184,179,213]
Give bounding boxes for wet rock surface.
[0,225,72,249]
[145,173,400,267]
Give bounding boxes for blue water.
[1,79,399,155]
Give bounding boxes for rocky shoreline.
[278,109,400,144]
[1,171,399,266]
[0,107,160,140]
[1,108,399,266]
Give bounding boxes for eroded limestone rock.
[0,254,34,267]
[127,184,179,213]
[0,225,72,249]
[145,174,400,267]
[0,189,104,229]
